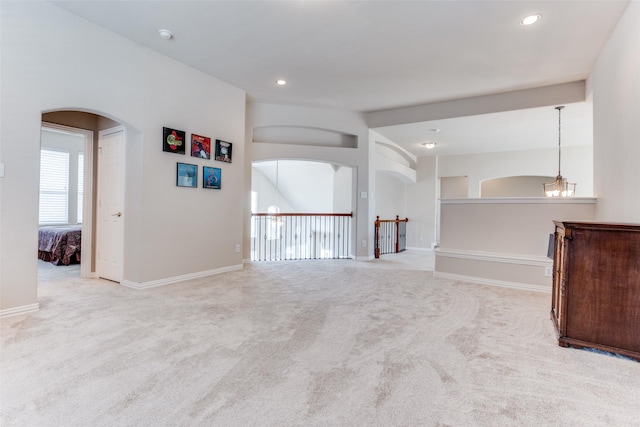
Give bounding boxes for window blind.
[39,149,69,224]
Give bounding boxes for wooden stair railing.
[374,215,409,259]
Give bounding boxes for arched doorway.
[37,110,123,287]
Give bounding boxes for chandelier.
[544,106,576,197]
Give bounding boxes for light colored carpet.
[1,256,639,426]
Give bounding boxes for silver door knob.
[111,212,122,217]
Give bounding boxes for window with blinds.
[39,149,69,224]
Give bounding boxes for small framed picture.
[191,134,211,159]
[214,139,232,163]
[163,127,186,154]
[203,166,221,189]
[177,163,197,187]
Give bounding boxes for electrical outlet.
[544,266,553,277]
[235,244,240,253]
[361,239,366,247]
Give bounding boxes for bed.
[38,225,82,266]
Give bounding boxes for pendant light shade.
[544,106,576,197]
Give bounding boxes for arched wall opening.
[38,109,131,287]
[250,159,355,260]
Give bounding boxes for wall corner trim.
[121,264,243,290]
[0,303,40,319]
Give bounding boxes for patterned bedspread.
[38,225,82,266]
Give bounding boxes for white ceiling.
[50,0,629,156]
[374,101,593,156]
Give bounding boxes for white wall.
[440,176,469,199]
[375,144,411,166]
[373,153,437,251]
[371,131,417,184]
[405,156,437,249]
[481,176,555,198]
[374,172,406,220]
[251,167,295,213]
[0,2,245,313]
[435,199,597,290]
[333,166,352,213]
[370,130,428,249]
[3,1,634,315]
[438,146,593,198]
[588,1,640,222]
[266,161,334,212]
[252,160,352,213]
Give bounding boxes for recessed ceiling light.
[276,79,287,86]
[520,14,542,26]
[158,29,173,40]
[422,142,436,149]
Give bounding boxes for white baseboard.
[436,248,551,267]
[0,302,40,319]
[433,271,550,293]
[121,264,243,290]
[355,255,375,261]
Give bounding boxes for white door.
[97,127,125,282]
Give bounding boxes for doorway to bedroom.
[37,110,122,288]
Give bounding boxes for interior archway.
[251,159,355,261]
[37,110,123,287]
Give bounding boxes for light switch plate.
[0,163,4,178]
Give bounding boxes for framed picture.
[163,127,186,154]
[177,163,197,187]
[203,166,221,189]
[191,134,211,159]
[214,139,232,163]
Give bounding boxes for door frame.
[97,125,126,283]
[41,122,94,279]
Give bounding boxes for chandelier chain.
[556,105,564,176]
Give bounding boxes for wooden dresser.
[551,221,640,361]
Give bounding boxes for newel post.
[374,216,381,259]
[394,215,400,253]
